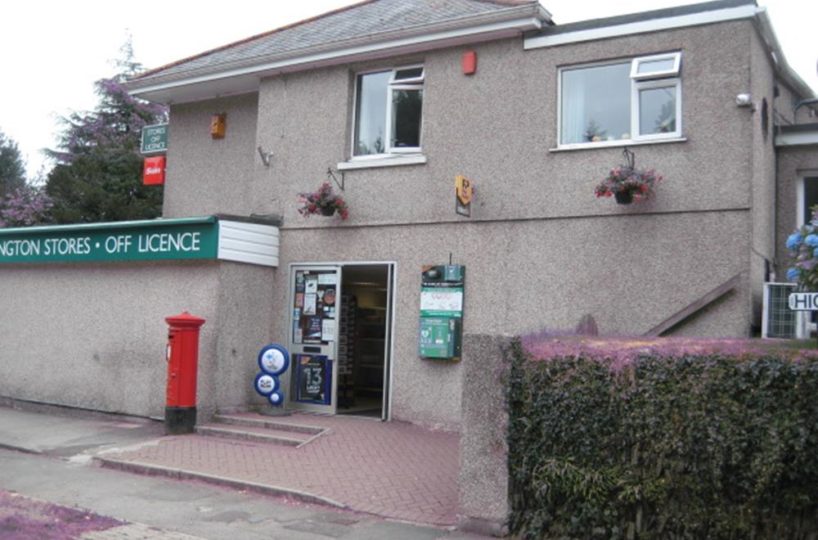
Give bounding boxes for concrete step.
[195,424,312,447]
[213,413,325,435]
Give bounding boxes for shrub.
[509,337,818,539]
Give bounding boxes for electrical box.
[418,264,465,360]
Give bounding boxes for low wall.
[459,334,513,536]
[0,260,274,419]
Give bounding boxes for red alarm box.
[462,50,477,75]
[143,156,166,186]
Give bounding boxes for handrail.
[643,273,743,337]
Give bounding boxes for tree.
[45,41,167,223]
[0,185,52,228]
[0,129,26,200]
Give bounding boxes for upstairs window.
[559,52,682,147]
[354,66,424,156]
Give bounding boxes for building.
[1,0,816,430]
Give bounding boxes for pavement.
[0,404,484,539]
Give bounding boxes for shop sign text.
[0,219,218,264]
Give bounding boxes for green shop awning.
[0,216,279,267]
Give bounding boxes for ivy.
[509,342,818,539]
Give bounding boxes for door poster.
[293,270,338,345]
[296,354,332,404]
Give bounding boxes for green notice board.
[141,124,168,154]
[418,264,465,360]
[0,217,218,264]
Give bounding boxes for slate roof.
[130,0,542,87]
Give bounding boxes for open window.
[559,52,682,147]
[353,66,424,157]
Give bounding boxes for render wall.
[748,27,778,327]
[0,260,275,419]
[163,20,761,428]
[163,94,259,219]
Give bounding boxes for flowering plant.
[0,186,53,228]
[297,182,349,220]
[786,208,818,289]
[594,165,662,202]
[594,148,661,204]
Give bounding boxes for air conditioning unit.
[762,282,808,338]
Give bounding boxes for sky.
[2,0,816,179]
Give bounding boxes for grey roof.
[131,0,541,87]
[539,0,754,35]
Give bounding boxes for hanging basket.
[595,147,662,204]
[320,205,336,217]
[614,191,634,205]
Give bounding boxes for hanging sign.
[143,156,166,185]
[141,123,168,154]
[455,175,473,217]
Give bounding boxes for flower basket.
[297,182,349,220]
[595,148,662,204]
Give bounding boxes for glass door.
[288,265,341,414]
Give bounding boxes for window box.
[559,52,682,148]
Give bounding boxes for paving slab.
[0,406,163,457]
[99,413,461,526]
[0,449,489,539]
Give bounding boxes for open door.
[288,265,341,414]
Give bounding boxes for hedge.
[508,338,818,539]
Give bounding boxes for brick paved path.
[103,414,460,526]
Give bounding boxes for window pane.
[394,67,423,81]
[391,88,422,148]
[804,177,818,225]
[639,86,677,135]
[354,71,390,155]
[561,63,630,144]
[637,58,675,74]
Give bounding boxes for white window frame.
[632,77,683,142]
[558,52,683,149]
[630,52,681,80]
[351,65,424,159]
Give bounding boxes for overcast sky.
[2,0,816,179]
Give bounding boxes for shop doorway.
[287,263,394,420]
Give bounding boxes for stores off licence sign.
[0,218,217,264]
[141,123,168,154]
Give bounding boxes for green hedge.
[509,341,818,539]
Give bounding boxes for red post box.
[165,311,206,434]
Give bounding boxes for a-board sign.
[789,292,818,311]
[296,354,332,404]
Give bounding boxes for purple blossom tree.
[0,185,53,228]
[44,39,168,223]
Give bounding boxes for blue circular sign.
[257,344,290,376]
[254,372,277,396]
[268,391,284,406]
